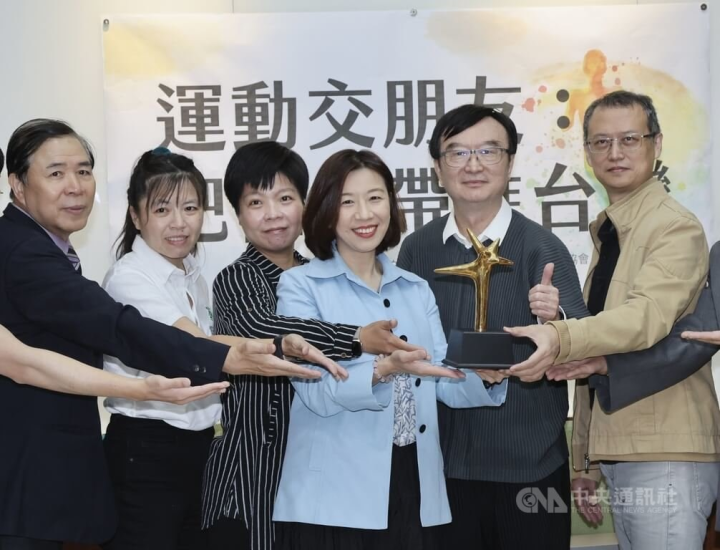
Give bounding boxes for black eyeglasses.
[439,147,510,167]
[584,133,657,154]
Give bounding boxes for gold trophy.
[434,229,514,368]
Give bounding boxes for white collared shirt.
[102,236,221,430]
[442,198,513,248]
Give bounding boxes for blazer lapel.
[2,204,55,243]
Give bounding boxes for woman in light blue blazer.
[272,150,509,550]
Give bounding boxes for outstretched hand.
[223,339,321,380]
[681,330,720,346]
[505,324,560,382]
[546,357,607,381]
[142,375,229,405]
[475,369,510,384]
[376,349,466,380]
[360,319,425,355]
[282,334,348,380]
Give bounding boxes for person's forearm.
[210,334,273,347]
[215,305,355,359]
[551,223,708,364]
[552,296,696,364]
[10,342,148,399]
[592,286,720,412]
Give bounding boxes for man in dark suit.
[0,119,330,549]
[546,242,720,524]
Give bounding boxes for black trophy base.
[442,328,514,369]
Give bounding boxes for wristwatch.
[351,327,363,359]
[272,335,285,359]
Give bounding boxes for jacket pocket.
[308,415,326,472]
[630,392,656,435]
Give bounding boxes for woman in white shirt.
[102,148,344,550]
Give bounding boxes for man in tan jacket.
[506,90,720,549]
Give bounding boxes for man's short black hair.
[583,90,661,142]
[429,104,518,160]
[7,119,94,182]
[6,119,94,199]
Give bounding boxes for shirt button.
[400,335,408,341]
[192,365,200,372]
[415,378,421,387]
[383,299,391,308]
[419,424,427,434]
[341,353,349,358]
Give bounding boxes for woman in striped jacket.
[201,141,417,550]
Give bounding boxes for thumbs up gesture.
[529,263,560,323]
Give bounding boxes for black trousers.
[443,461,571,550]
[275,443,442,550]
[205,516,251,550]
[102,414,214,550]
[0,537,60,550]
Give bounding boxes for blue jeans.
[600,461,719,550]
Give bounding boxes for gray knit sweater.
[397,210,589,483]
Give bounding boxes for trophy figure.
[434,229,515,368]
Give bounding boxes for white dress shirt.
[442,198,513,248]
[103,236,221,430]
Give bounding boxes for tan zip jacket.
[548,178,720,477]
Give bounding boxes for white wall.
[0,0,233,282]
[1,0,718,424]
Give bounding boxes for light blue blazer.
[272,251,508,529]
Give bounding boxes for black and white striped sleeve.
[212,262,356,360]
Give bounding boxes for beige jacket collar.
[589,177,663,249]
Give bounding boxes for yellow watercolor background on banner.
[104,19,228,79]
[521,55,708,208]
[425,9,532,53]
[425,10,709,210]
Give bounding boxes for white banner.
[103,5,711,285]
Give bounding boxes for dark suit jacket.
[0,205,230,543]
[589,241,720,412]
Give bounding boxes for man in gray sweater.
[397,104,588,550]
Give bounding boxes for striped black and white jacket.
[201,243,356,550]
